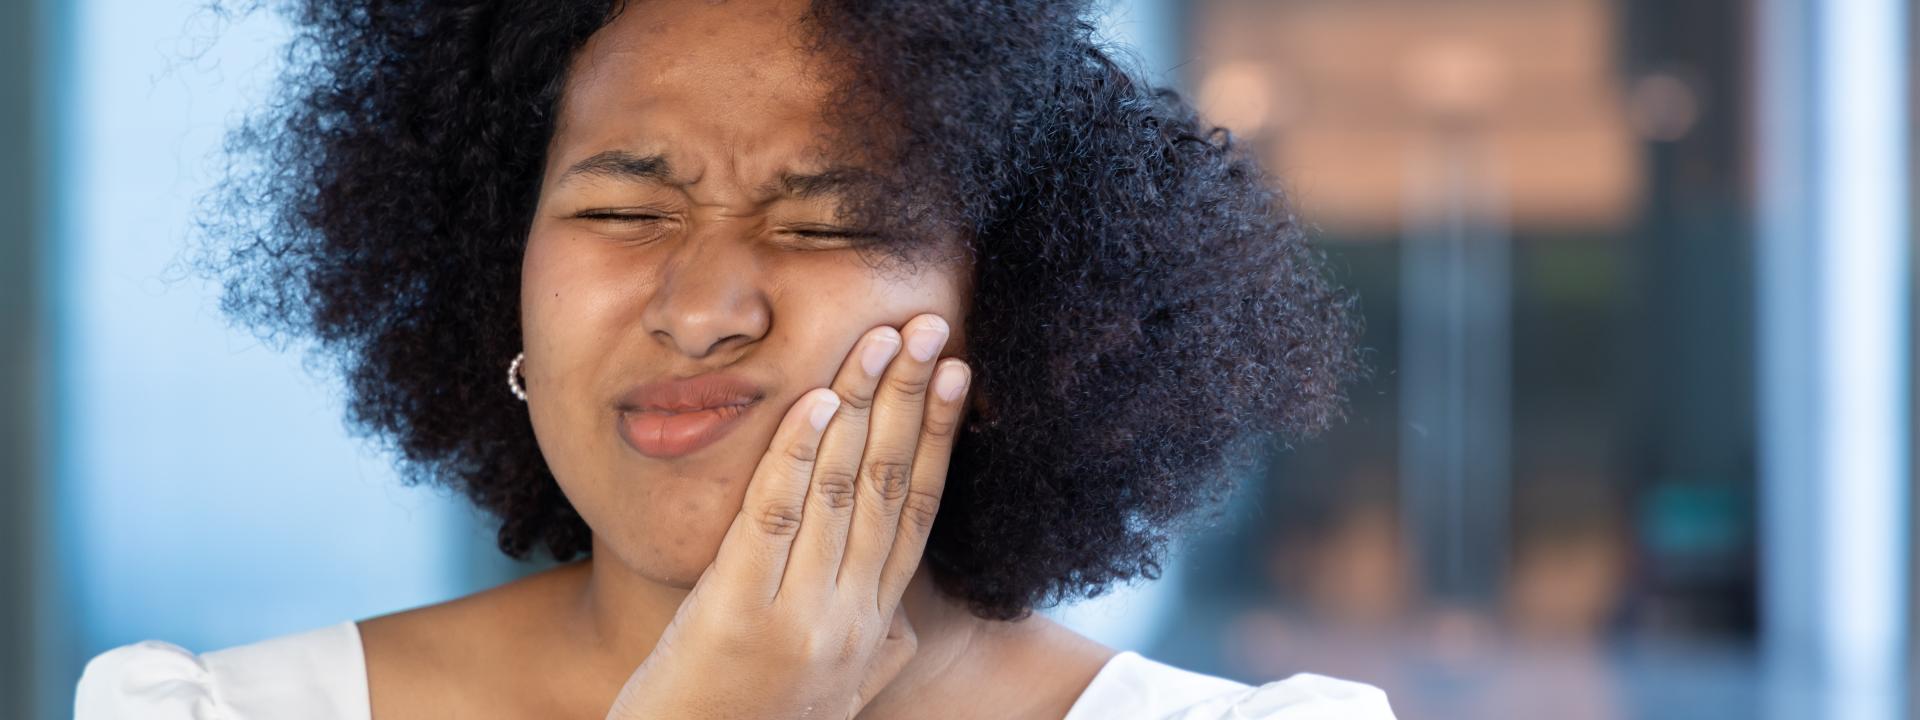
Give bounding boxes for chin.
[596,500,736,589]
[570,432,770,588]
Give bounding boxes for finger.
[874,358,967,610]
[706,387,841,605]
[839,313,949,596]
[780,325,900,600]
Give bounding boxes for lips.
[614,373,766,459]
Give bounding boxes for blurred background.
[2,0,1913,718]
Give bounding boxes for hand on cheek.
[605,312,970,720]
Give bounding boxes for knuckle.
[862,458,913,501]
[764,625,812,662]
[812,467,859,510]
[821,629,859,665]
[840,631,864,664]
[902,488,942,530]
[750,502,805,537]
[799,627,862,666]
[836,384,876,413]
[781,439,820,468]
[884,371,931,396]
[921,411,960,441]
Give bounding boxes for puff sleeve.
[1063,651,1397,720]
[1162,673,1397,720]
[76,641,226,719]
[74,622,369,720]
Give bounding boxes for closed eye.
[574,209,668,223]
[780,224,877,242]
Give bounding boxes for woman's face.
[521,0,970,587]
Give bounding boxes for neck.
[567,537,997,710]
[568,539,691,659]
[854,570,994,719]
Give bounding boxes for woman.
[76,0,1392,717]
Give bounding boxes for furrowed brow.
[557,151,674,187]
[764,166,869,201]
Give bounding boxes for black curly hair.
[205,0,1363,621]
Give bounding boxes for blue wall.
[44,2,494,708]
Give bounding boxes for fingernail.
[934,363,970,402]
[907,320,947,362]
[862,331,900,376]
[809,393,840,430]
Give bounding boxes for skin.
[357,1,1116,717]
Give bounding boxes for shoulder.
[1064,651,1397,720]
[75,622,368,720]
[358,562,589,718]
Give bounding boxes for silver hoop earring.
[507,351,528,401]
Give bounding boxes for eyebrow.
[557,150,674,186]
[556,149,867,201]
[765,166,868,200]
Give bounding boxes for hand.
[605,313,971,720]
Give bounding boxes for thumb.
[849,608,918,717]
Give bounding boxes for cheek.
[518,230,650,477]
[851,258,972,350]
[523,231,628,342]
[520,231,655,379]
[775,256,970,369]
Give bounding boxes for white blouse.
[75,622,1397,719]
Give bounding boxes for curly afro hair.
[206,0,1363,621]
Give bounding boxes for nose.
[640,231,770,359]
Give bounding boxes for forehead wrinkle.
[677,139,848,207]
[556,150,676,188]
[748,166,866,204]
[549,2,854,209]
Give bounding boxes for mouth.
[613,373,766,460]
[616,400,758,459]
